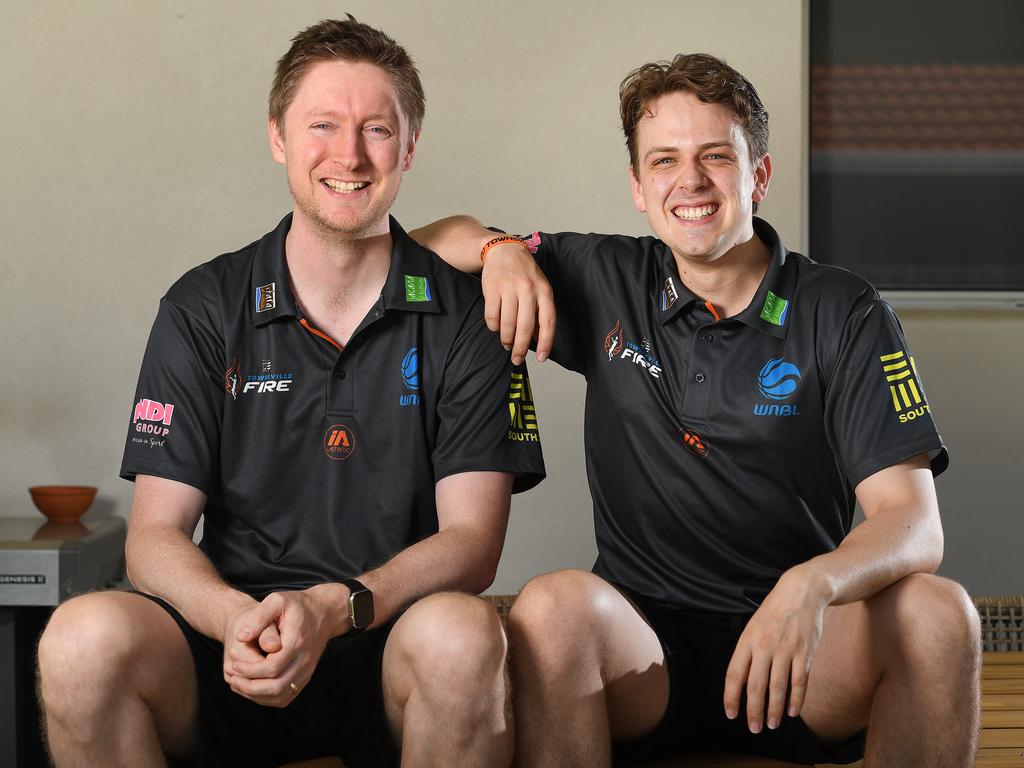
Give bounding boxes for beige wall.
[895,312,1024,595]
[4,2,1014,595]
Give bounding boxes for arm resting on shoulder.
[409,216,494,274]
[411,216,555,363]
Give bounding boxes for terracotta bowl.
[28,485,97,524]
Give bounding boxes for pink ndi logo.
[133,399,174,436]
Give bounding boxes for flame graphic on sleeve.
[604,320,624,362]
[224,357,241,400]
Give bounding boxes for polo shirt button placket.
[329,355,354,414]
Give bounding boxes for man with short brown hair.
[414,53,980,766]
[37,17,543,768]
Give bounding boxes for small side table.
[0,515,126,768]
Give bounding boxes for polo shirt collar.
[251,214,297,326]
[657,216,796,339]
[657,254,702,325]
[381,216,441,314]
[250,214,441,327]
[733,217,797,339]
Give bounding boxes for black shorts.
[140,593,397,768]
[612,585,865,766]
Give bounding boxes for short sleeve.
[431,298,545,493]
[521,230,603,374]
[824,298,948,488]
[119,298,225,493]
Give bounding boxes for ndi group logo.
[133,398,174,440]
[753,358,801,416]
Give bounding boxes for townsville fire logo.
[604,321,624,361]
[602,320,663,379]
[224,357,241,400]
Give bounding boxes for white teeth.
[673,204,718,220]
[323,179,368,193]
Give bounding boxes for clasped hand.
[723,565,829,733]
[222,588,336,708]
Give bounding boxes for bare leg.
[506,570,669,768]
[382,592,512,768]
[37,591,198,768]
[800,573,981,767]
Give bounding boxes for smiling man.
[413,54,980,766]
[36,17,543,768]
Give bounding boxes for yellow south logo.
[507,370,539,442]
[879,351,929,423]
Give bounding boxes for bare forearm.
[126,522,252,641]
[799,498,943,608]
[309,520,503,637]
[409,215,493,274]
[367,521,500,620]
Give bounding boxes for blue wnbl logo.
[757,358,800,400]
[754,358,801,417]
[400,347,420,407]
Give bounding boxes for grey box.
[0,517,126,606]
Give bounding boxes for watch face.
[350,588,374,629]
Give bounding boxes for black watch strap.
[341,578,374,633]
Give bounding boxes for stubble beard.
[289,175,401,243]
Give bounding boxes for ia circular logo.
[323,424,356,461]
[757,358,801,401]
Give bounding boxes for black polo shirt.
[522,217,947,613]
[121,214,544,598]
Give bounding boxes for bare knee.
[391,592,507,705]
[880,574,980,672]
[38,593,150,717]
[507,570,668,739]
[39,593,136,686]
[509,570,617,666]
[511,569,604,629]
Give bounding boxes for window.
[809,0,1024,292]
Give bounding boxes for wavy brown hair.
[269,16,425,136]
[620,53,769,174]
